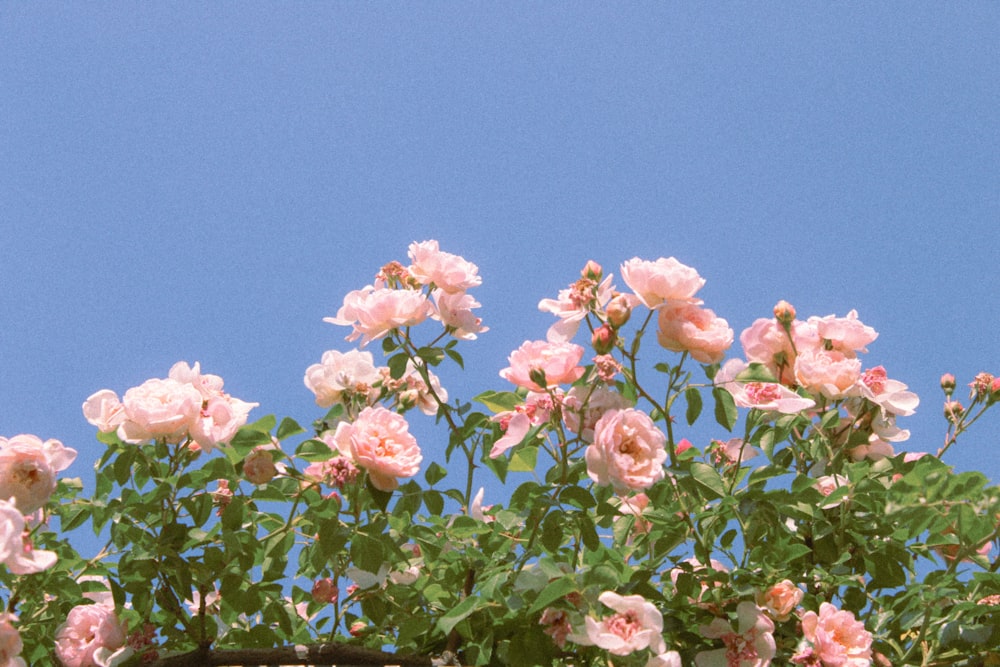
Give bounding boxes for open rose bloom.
[499,340,585,392]
[0,434,76,514]
[568,592,667,657]
[695,601,775,667]
[792,603,872,666]
[331,406,422,491]
[585,408,667,492]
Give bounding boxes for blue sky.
[3,4,999,539]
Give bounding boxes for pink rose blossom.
[710,438,759,467]
[489,390,558,458]
[81,390,125,433]
[538,273,615,343]
[620,257,705,310]
[0,434,77,514]
[0,499,56,574]
[647,652,683,667]
[814,475,850,508]
[189,393,257,452]
[406,240,482,293]
[740,318,820,386]
[657,304,734,364]
[499,340,585,392]
[539,608,572,649]
[331,407,422,492]
[849,435,895,462]
[0,614,25,667]
[715,360,816,414]
[809,310,878,355]
[431,289,488,340]
[304,349,381,408]
[695,601,775,667]
[756,581,804,622]
[793,603,872,667]
[585,409,667,492]
[117,377,203,444]
[55,602,127,667]
[325,286,432,347]
[793,349,862,400]
[568,592,666,656]
[563,385,633,441]
[858,366,919,417]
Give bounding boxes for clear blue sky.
[3,4,999,535]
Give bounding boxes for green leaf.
[276,417,305,441]
[445,348,464,369]
[734,362,778,383]
[712,387,738,431]
[689,462,727,499]
[528,577,577,614]
[685,387,703,426]
[388,353,409,380]
[424,462,447,486]
[474,390,522,413]
[436,595,487,636]
[509,444,538,472]
[559,486,596,510]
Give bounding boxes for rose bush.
[1,240,1000,666]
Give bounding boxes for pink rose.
[386,361,448,416]
[55,603,126,667]
[537,273,615,343]
[431,289,488,340]
[793,602,872,667]
[332,407,421,492]
[563,385,633,441]
[489,391,558,458]
[740,318,820,386]
[620,257,705,310]
[695,601,775,667]
[189,394,257,452]
[585,409,667,492]
[794,349,862,400]
[539,608,572,649]
[0,499,56,574]
[715,360,816,414]
[0,614,25,667]
[809,309,878,355]
[0,434,77,514]
[406,240,482,293]
[814,474,850,508]
[117,377,203,444]
[304,349,381,408]
[81,390,125,433]
[568,592,666,656]
[325,286,432,347]
[499,340,585,392]
[756,580,804,622]
[709,438,759,467]
[859,366,919,417]
[657,304,733,364]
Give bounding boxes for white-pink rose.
[304,349,381,408]
[0,614,25,667]
[740,318,820,386]
[332,407,422,492]
[657,304,733,364]
[563,385,633,441]
[0,434,76,514]
[189,394,257,452]
[489,391,558,458]
[55,602,126,667]
[695,601,775,667]
[756,580,804,622]
[814,474,850,508]
[325,286,433,347]
[81,390,125,433]
[499,340,585,392]
[585,409,667,492]
[538,274,615,343]
[117,377,203,444]
[0,499,56,574]
[620,257,705,310]
[431,289,488,340]
[568,591,666,656]
[407,240,482,293]
[859,366,919,417]
[809,309,878,355]
[715,360,816,414]
[794,602,872,667]
[793,349,862,400]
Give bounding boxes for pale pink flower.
[756,581,804,622]
[0,499,55,574]
[304,349,381,408]
[406,240,482,293]
[499,340,585,392]
[325,286,433,346]
[563,385,633,441]
[809,310,878,355]
[620,257,705,310]
[168,361,225,400]
[81,390,125,433]
[695,601,775,667]
[858,366,919,417]
[849,435,895,462]
[489,390,558,458]
[568,592,666,656]
[647,652,683,667]
[740,318,820,386]
[715,360,816,414]
[55,603,127,667]
[0,614,25,667]
[657,304,733,364]
[186,589,220,616]
[814,475,850,508]
[470,487,494,523]
[793,349,862,400]
[793,603,872,667]
[0,434,76,514]
[331,407,421,492]
[431,289,488,340]
[189,393,257,452]
[117,377,203,444]
[586,409,667,492]
[389,361,447,416]
[538,274,615,343]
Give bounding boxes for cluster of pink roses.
[326,240,487,346]
[82,362,258,452]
